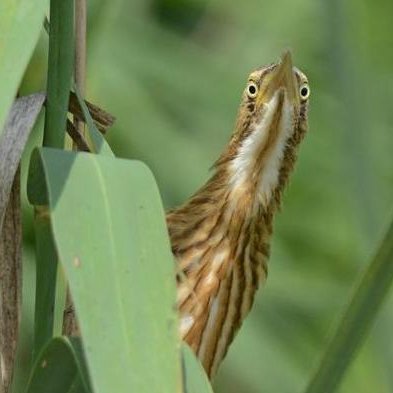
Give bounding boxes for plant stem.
[63,0,88,336]
[35,0,74,359]
[73,0,87,140]
[304,217,393,393]
[43,0,74,148]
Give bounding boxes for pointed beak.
[257,51,299,108]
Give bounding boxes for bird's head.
[216,51,310,210]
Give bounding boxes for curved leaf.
[25,336,90,393]
[27,148,181,393]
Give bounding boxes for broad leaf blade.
[28,148,181,393]
[182,345,214,393]
[0,0,48,135]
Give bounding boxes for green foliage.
[28,147,182,393]
[31,0,74,361]
[43,0,74,148]
[182,345,214,393]
[73,86,114,156]
[0,0,48,134]
[0,1,215,388]
[31,214,59,358]
[1,0,393,392]
[25,337,90,393]
[305,219,393,393]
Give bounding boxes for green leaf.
[304,218,393,393]
[74,86,114,156]
[27,148,181,393]
[25,336,90,393]
[0,0,48,135]
[32,208,62,359]
[182,345,214,393]
[43,0,74,148]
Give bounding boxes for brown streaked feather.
[167,55,309,379]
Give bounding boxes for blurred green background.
[19,0,393,392]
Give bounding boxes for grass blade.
[31,209,59,359]
[304,218,393,393]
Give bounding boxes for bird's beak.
[257,51,299,108]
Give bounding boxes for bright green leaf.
[27,148,181,393]
[182,344,214,393]
[0,0,48,136]
[31,212,58,360]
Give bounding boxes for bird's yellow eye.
[246,81,258,98]
[299,83,310,100]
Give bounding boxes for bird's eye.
[299,84,310,100]
[247,82,258,98]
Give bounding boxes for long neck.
[167,161,274,378]
[212,90,299,216]
[167,95,306,378]
[168,95,293,238]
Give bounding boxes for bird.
[166,51,310,379]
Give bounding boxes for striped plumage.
[167,52,309,379]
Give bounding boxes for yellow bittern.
[167,51,310,379]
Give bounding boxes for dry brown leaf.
[0,93,45,392]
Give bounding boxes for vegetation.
[1,0,393,392]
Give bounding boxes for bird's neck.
[167,161,276,377]
[223,92,299,212]
[167,158,279,263]
[167,105,303,256]
[167,93,307,378]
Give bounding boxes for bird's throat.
[229,90,296,211]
